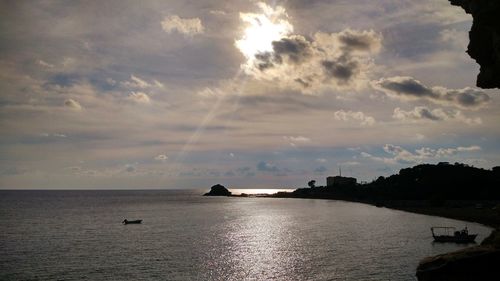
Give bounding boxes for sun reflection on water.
[230,189,295,195]
[218,204,304,280]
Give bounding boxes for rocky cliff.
[449,0,500,88]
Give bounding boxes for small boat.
[431,226,477,243]
[122,219,142,225]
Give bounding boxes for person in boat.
[461,226,468,235]
[454,227,468,237]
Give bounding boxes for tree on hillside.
[308,180,316,188]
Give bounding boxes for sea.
[0,189,492,281]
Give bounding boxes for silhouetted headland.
[269,162,500,227]
[204,163,500,226]
[204,184,232,196]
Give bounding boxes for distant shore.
[270,194,500,229]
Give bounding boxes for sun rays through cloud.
[235,2,293,63]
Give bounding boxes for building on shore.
[326,176,357,186]
[326,167,357,186]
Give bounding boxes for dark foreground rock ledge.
[204,184,232,196]
[416,230,500,281]
[449,0,500,88]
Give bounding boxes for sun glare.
[235,3,293,60]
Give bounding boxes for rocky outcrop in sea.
[204,184,232,196]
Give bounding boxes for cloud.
[415,133,426,141]
[124,164,136,173]
[236,167,251,173]
[372,76,490,109]
[457,145,481,152]
[161,15,204,36]
[316,158,327,163]
[285,136,310,142]
[257,161,280,172]
[106,78,117,86]
[361,144,482,165]
[236,3,382,94]
[232,166,255,177]
[64,99,82,111]
[334,110,375,126]
[128,91,151,104]
[1,167,25,176]
[246,29,382,93]
[40,133,67,138]
[154,154,168,161]
[209,10,226,16]
[393,106,482,125]
[314,166,328,175]
[283,136,311,147]
[38,60,54,68]
[440,28,468,48]
[197,87,226,98]
[121,75,153,89]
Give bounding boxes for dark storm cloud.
[271,36,312,64]
[253,36,312,71]
[338,29,382,51]
[373,76,490,109]
[416,107,440,120]
[446,88,490,109]
[255,52,275,71]
[374,77,437,98]
[246,30,382,92]
[321,57,358,82]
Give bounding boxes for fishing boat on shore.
[122,219,142,225]
[431,226,477,243]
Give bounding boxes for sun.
[235,2,293,60]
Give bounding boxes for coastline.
[208,178,500,279]
[262,193,500,280]
[266,193,500,228]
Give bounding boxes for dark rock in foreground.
[204,184,232,196]
[416,230,500,281]
[450,0,500,89]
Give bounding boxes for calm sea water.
[0,190,492,281]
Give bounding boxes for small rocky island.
[204,184,232,196]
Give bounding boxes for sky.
[1,0,499,189]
